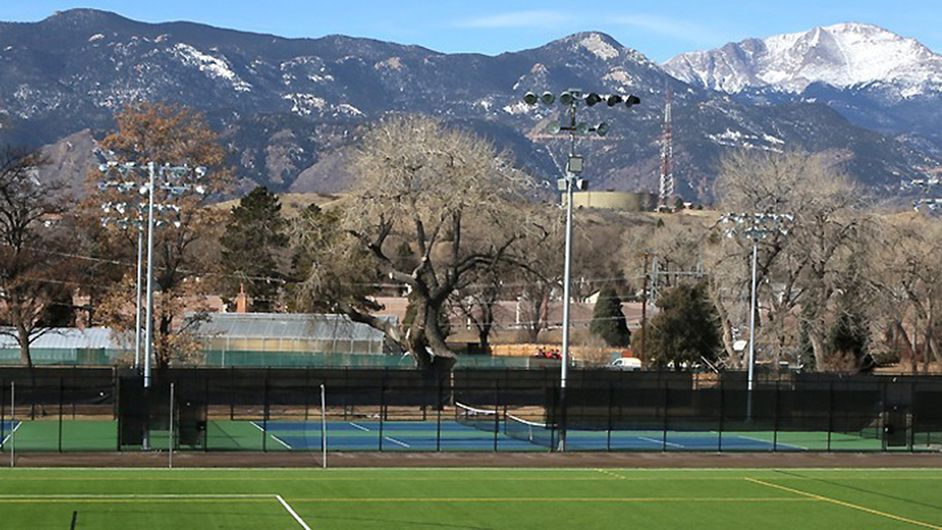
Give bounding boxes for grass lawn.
[0,468,940,529]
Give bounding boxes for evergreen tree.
[590,286,631,347]
[220,186,288,312]
[645,282,721,369]
[826,301,870,371]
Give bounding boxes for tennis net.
[504,413,556,448]
[455,402,500,433]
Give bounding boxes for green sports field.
[0,468,940,529]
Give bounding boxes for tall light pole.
[99,162,207,389]
[99,164,147,369]
[720,213,793,421]
[524,89,640,450]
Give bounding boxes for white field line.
[276,494,312,530]
[383,435,411,448]
[249,421,292,450]
[735,434,808,451]
[348,422,371,432]
[1,421,21,448]
[6,466,942,473]
[638,436,684,449]
[0,493,313,528]
[0,494,271,499]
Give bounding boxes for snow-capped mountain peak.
[664,22,942,98]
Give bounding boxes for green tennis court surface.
[0,468,940,529]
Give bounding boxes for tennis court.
[1,467,940,529]
[0,415,893,453]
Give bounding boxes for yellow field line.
[595,468,626,479]
[746,478,942,529]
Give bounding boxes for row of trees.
[1,102,939,375]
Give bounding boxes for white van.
[610,357,642,371]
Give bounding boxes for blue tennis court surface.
[1,420,21,447]
[250,419,806,451]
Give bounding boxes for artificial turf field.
[0,468,940,529]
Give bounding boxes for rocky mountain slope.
[0,10,937,201]
[664,23,942,158]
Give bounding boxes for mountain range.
[0,9,939,202]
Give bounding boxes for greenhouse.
[0,327,125,365]
[193,313,404,367]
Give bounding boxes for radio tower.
[658,84,674,211]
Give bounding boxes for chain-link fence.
[0,367,939,455]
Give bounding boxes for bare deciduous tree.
[86,102,230,368]
[710,150,863,370]
[295,115,539,376]
[0,147,72,367]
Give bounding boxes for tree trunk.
[16,323,33,370]
[157,314,173,368]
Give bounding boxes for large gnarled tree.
[295,116,536,376]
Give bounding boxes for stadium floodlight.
[521,87,641,451]
[98,160,208,398]
[720,212,793,422]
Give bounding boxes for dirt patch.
[9,451,941,468]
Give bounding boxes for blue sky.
[2,1,940,62]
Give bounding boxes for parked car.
[610,357,642,371]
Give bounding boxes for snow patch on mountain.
[284,93,326,116]
[502,102,532,115]
[707,128,784,152]
[603,67,634,87]
[173,43,253,92]
[665,23,942,98]
[579,33,619,61]
[88,33,105,43]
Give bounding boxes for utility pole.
[639,253,650,366]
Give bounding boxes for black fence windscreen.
[0,367,940,454]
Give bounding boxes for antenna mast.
[658,83,674,211]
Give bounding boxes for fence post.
[10,382,15,468]
[880,380,888,452]
[772,380,780,452]
[58,377,63,453]
[262,369,269,453]
[662,386,669,452]
[115,375,121,451]
[605,380,615,452]
[379,384,387,451]
[436,381,442,452]
[493,382,500,452]
[0,378,4,453]
[203,374,210,452]
[304,368,311,422]
[716,377,726,453]
[229,367,235,421]
[827,381,834,452]
[169,382,174,469]
[910,381,916,453]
